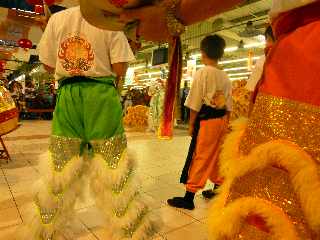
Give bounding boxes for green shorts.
[52,76,124,143]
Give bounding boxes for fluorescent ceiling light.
[228,72,252,77]
[196,57,262,67]
[140,77,159,82]
[131,66,145,70]
[229,76,249,81]
[191,42,265,58]
[244,42,265,49]
[225,47,238,52]
[223,66,249,72]
[219,56,261,65]
[137,72,161,77]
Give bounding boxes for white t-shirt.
[185,66,232,112]
[269,0,315,18]
[38,6,135,81]
[245,56,265,92]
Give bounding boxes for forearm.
[177,0,244,25]
[112,62,128,93]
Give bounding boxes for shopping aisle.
[0,121,212,240]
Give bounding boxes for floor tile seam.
[161,220,199,235]
[0,168,24,224]
[172,207,206,223]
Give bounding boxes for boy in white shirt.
[21,6,159,240]
[168,35,232,210]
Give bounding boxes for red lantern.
[34,4,44,14]
[18,39,33,49]
[44,0,56,6]
[0,61,5,73]
[18,39,25,48]
[26,0,43,6]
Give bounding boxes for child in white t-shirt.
[168,35,232,210]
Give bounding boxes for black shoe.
[202,189,217,199]
[167,197,195,210]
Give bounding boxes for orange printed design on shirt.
[211,90,226,109]
[58,36,94,75]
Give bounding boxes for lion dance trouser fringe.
[20,77,160,240]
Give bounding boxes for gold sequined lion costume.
[207,1,320,239]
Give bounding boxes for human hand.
[120,5,171,42]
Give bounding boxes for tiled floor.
[0,121,214,240]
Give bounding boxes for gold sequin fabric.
[239,93,320,162]
[0,86,16,112]
[227,166,315,239]
[49,136,82,172]
[165,0,185,36]
[91,134,127,169]
[122,207,149,238]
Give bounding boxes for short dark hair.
[200,35,226,60]
[265,26,275,41]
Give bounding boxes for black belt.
[58,76,115,90]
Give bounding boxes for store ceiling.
[55,0,272,56]
[1,0,272,82]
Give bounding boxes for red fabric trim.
[246,214,270,233]
[0,108,18,123]
[160,37,182,138]
[252,1,320,107]
[272,1,320,39]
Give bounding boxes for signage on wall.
[0,39,19,47]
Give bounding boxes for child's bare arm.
[112,62,128,93]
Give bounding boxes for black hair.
[265,25,275,41]
[200,35,226,60]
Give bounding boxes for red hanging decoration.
[44,0,56,6]
[159,37,183,139]
[34,4,44,14]
[26,0,43,6]
[18,39,33,49]
[0,61,5,73]
[18,39,26,48]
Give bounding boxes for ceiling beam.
[229,9,269,23]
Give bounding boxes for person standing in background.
[167,35,232,210]
[180,81,190,124]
